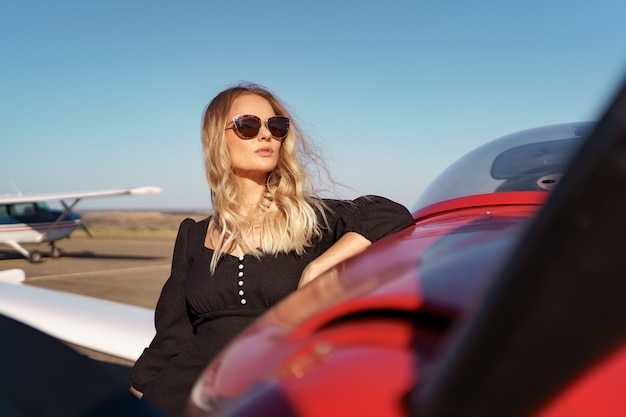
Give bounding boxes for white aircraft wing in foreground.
[0,269,155,362]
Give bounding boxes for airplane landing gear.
[29,250,43,263]
[49,243,62,258]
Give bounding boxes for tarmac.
[1,234,175,309]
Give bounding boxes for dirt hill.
[76,211,210,237]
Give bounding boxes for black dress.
[129,196,414,417]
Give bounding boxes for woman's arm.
[129,218,196,392]
[298,196,414,288]
[298,231,371,287]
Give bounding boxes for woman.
[129,83,414,417]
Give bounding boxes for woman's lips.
[255,148,274,156]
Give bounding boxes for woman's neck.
[235,175,267,213]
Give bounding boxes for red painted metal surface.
[413,191,547,222]
[533,343,626,417]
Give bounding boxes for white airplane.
[0,186,162,263]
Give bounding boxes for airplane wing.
[0,269,155,362]
[0,186,162,205]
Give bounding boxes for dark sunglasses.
[226,115,290,140]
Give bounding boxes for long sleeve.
[324,195,414,243]
[129,218,196,391]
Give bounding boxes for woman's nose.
[258,123,272,141]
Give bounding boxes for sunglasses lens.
[235,116,262,138]
[268,116,290,139]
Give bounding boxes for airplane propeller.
[79,219,94,238]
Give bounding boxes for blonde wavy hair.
[202,83,329,273]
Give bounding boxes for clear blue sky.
[2,1,626,211]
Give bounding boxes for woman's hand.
[298,232,371,288]
[130,386,143,398]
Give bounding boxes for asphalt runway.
[1,234,176,309]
